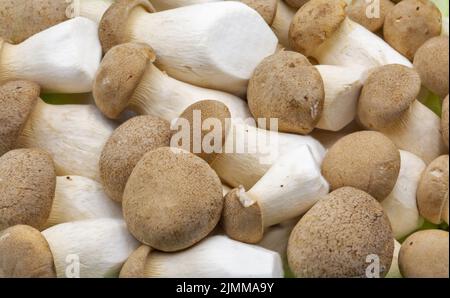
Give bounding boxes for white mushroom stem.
[0,17,101,93]
[271,0,297,47]
[258,217,299,261]
[150,0,218,11]
[45,176,122,229]
[386,240,402,278]
[42,218,139,278]
[379,100,447,164]
[222,184,232,196]
[126,2,278,96]
[381,150,425,240]
[312,17,412,69]
[144,235,283,277]
[17,99,115,181]
[129,64,251,121]
[68,0,113,23]
[315,65,365,131]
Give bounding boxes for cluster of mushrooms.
[0,0,449,278]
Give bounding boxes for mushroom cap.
[347,0,395,32]
[100,115,171,202]
[399,229,449,278]
[321,131,401,201]
[413,36,449,98]
[287,187,394,278]
[239,0,278,25]
[384,0,442,60]
[416,155,449,224]
[119,245,152,278]
[123,147,223,252]
[357,64,421,130]
[93,43,156,119]
[247,50,325,134]
[0,80,40,156]
[0,0,69,44]
[289,0,347,56]
[284,0,309,9]
[0,148,56,230]
[0,225,56,278]
[442,95,449,148]
[221,188,264,244]
[99,0,155,53]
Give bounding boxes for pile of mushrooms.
[0,0,449,279]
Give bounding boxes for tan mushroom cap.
[321,131,401,201]
[384,0,442,60]
[119,245,152,278]
[399,230,449,278]
[239,0,278,25]
[123,147,223,252]
[247,50,324,134]
[100,115,171,202]
[357,64,421,130]
[347,0,395,32]
[287,187,394,278]
[0,80,40,156]
[93,43,156,119]
[442,95,449,148]
[284,0,309,9]
[99,0,155,53]
[289,0,347,56]
[416,155,449,224]
[0,148,56,230]
[413,36,449,98]
[0,225,56,278]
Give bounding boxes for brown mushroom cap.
[399,229,449,278]
[413,36,449,98]
[289,0,347,56]
[93,42,156,119]
[0,80,40,156]
[357,64,421,130]
[0,225,56,277]
[100,115,171,202]
[119,245,152,278]
[99,0,155,53]
[123,147,223,252]
[384,0,442,60]
[416,155,449,224]
[287,187,394,278]
[442,95,449,148]
[321,131,401,201]
[239,0,278,25]
[284,0,309,9]
[247,50,324,134]
[347,0,395,32]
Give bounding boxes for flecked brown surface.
[119,245,151,278]
[347,0,395,32]
[239,0,277,25]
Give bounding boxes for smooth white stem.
[144,235,283,277]
[150,0,218,11]
[17,99,115,181]
[126,2,277,96]
[129,64,251,120]
[72,0,113,23]
[442,17,449,37]
[42,218,139,278]
[381,150,425,240]
[271,0,296,47]
[386,240,402,278]
[0,18,101,93]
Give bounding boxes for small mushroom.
[120,236,283,278]
[222,145,329,243]
[442,95,449,148]
[93,42,250,121]
[346,0,395,32]
[321,131,401,201]
[399,229,449,278]
[357,64,446,163]
[0,17,101,93]
[416,155,449,225]
[413,36,449,99]
[384,0,442,60]
[287,187,394,278]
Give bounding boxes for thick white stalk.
[150,0,218,11]
[271,0,296,47]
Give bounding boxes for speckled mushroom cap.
[289,0,347,56]
[284,0,309,9]
[100,115,171,202]
[287,187,394,278]
[93,43,156,119]
[122,147,223,252]
[119,245,152,278]
[347,0,395,32]
[239,0,278,25]
[399,230,449,278]
[442,95,449,148]
[321,131,401,201]
[0,225,56,278]
[384,0,442,60]
[413,37,449,98]
[416,155,449,224]
[247,50,325,135]
[99,0,155,53]
[357,64,421,130]
[0,80,40,156]
[0,148,56,230]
